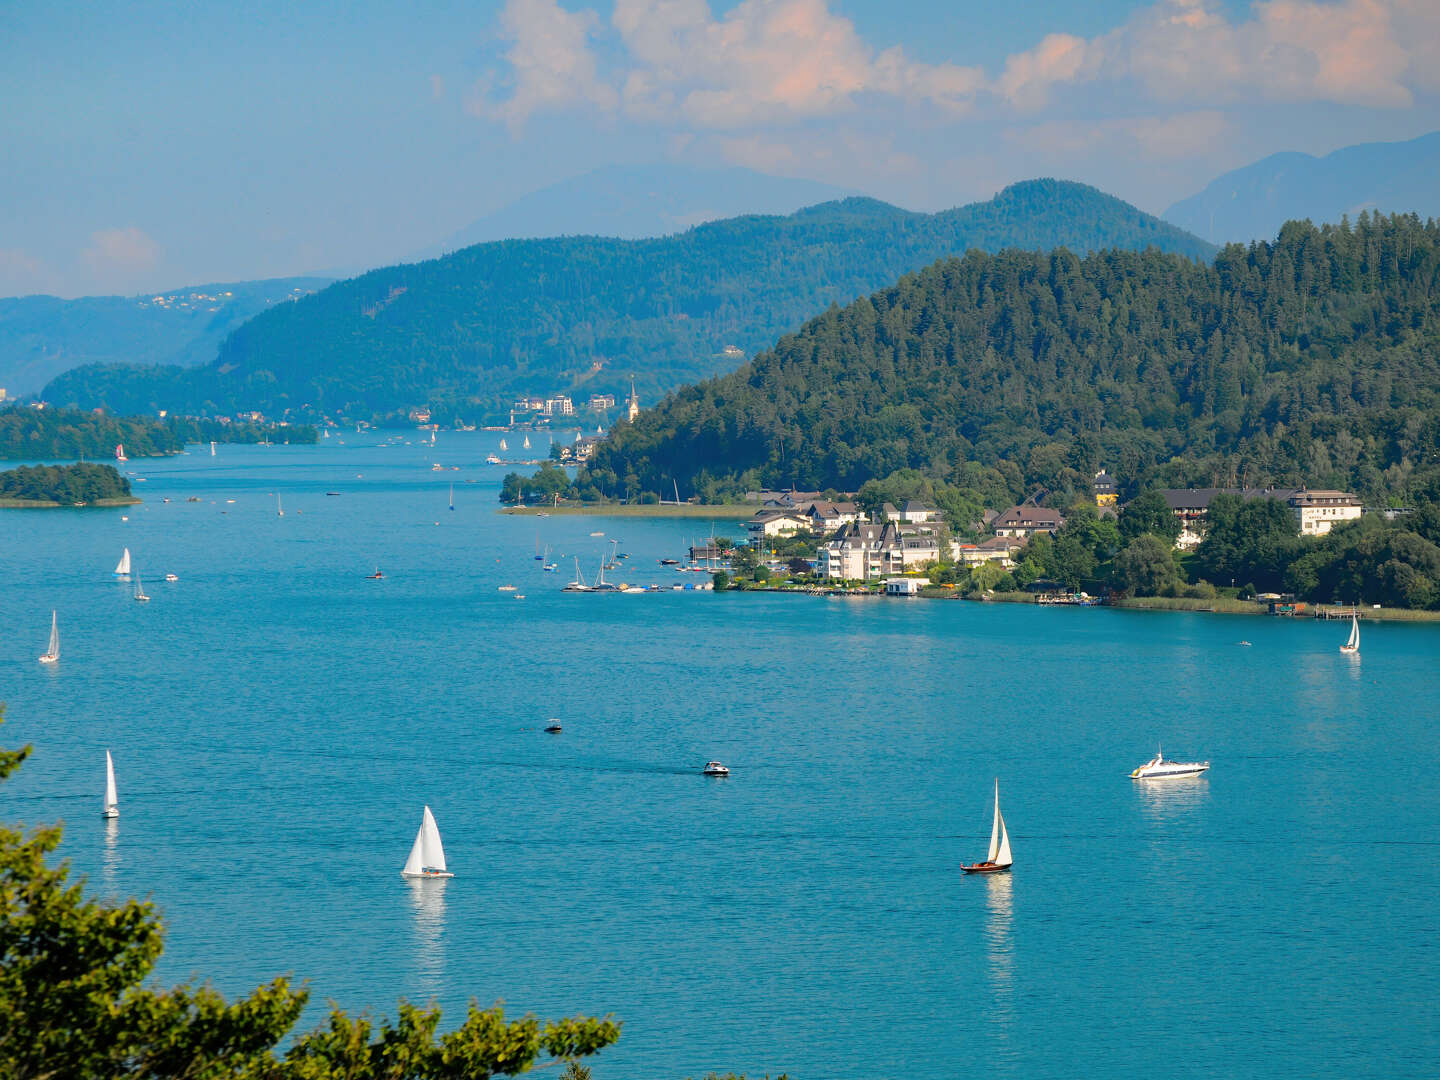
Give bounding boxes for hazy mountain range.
[1164,130,1440,244]
[42,180,1214,422]
[0,278,330,398]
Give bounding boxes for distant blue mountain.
[1164,130,1440,244]
[0,277,330,398]
[415,163,856,256]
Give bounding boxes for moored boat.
[961,778,1013,874]
[1130,748,1210,780]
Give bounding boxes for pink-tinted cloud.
[81,228,160,276]
[472,0,618,128]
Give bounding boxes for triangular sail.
[1347,615,1360,650]
[47,611,59,658]
[420,805,447,872]
[115,548,131,575]
[402,827,425,876]
[987,779,1012,866]
[104,750,118,814]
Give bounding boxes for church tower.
[626,377,640,423]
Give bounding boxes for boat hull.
[102,809,118,819]
[961,862,1011,874]
[401,870,454,879]
[38,655,58,664]
[1131,766,1210,780]
[1339,646,1358,654]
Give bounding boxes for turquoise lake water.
[4,433,1439,1079]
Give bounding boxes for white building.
[1289,489,1363,536]
[819,522,939,581]
[884,577,930,596]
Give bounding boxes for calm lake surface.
[5,433,1438,1080]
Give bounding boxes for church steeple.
[626,376,640,423]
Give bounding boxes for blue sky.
[2,0,1437,297]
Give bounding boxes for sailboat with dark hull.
[962,779,1013,874]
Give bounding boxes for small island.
[0,463,139,507]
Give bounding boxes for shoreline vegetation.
[500,502,753,519]
[0,462,136,508]
[0,403,316,462]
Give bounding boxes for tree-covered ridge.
[0,405,317,461]
[0,463,133,505]
[583,213,1440,507]
[41,181,1214,423]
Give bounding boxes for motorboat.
[497,584,517,592]
[165,573,179,582]
[544,720,563,733]
[367,568,384,580]
[1130,748,1210,780]
[703,760,730,776]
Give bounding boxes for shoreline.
[500,503,754,519]
[0,496,141,509]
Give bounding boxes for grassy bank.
[0,496,140,508]
[1110,595,1440,622]
[500,503,754,519]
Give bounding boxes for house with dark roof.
[992,505,1065,538]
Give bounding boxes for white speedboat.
[1130,748,1210,780]
[703,760,730,776]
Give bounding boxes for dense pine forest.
[40,181,1212,422]
[0,406,316,461]
[0,463,133,505]
[582,213,1440,509]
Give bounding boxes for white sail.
[103,750,118,817]
[987,779,1012,867]
[523,435,531,449]
[114,548,132,575]
[401,805,452,876]
[1346,614,1360,651]
[45,611,59,660]
[500,438,508,451]
[210,440,217,455]
[402,828,425,876]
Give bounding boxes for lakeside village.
[674,473,1383,615]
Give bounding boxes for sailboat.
[38,610,60,664]
[115,443,127,462]
[523,434,531,449]
[276,494,284,517]
[499,438,508,451]
[210,440,217,456]
[449,484,455,511]
[401,805,454,878]
[114,548,132,577]
[564,556,591,592]
[962,779,1013,874]
[102,750,119,818]
[1340,612,1360,655]
[133,570,150,603]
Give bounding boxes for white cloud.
[999,0,1439,110]
[81,228,160,276]
[472,0,618,128]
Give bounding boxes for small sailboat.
[523,434,531,449]
[210,440,217,456]
[401,805,454,878]
[115,443,127,462]
[114,547,132,577]
[499,438,508,452]
[38,610,60,664]
[276,494,284,517]
[448,484,455,511]
[962,779,1012,874]
[133,571,150,602]
[102,750,119,818]
[367,567,384,580]
[1340,613,1360,655]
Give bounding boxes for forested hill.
[41,180,1213,422]
[581,213,1440,507]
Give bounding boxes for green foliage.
[0,463,131,503]
[1284,517,1440,607]
[1112,534,1183,596]
[711,571,730,591]
[587,213,1440,509]
[1195,493,1302,592]
[500,463,571,505]
[1119,491,1182,544]
[0,706,621,1079]
[0,404,313,462]
[43,182,1213,423]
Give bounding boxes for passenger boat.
[961,779,1012,874]
[1130,748,1210,780]
[703,760,730,776]
[400,806,454,878]
[1339,613,1360,655]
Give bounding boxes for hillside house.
[992,505,1065,539]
